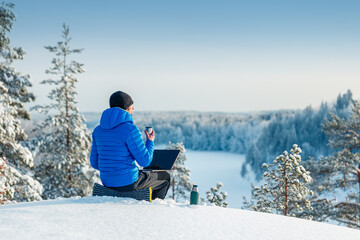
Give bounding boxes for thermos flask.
[190,185,199,205]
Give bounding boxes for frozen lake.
[184,149,258,209]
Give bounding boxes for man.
[90,91,170,200]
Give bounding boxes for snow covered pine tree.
[165,142,192,201]
[203,182,228,207]
[321,100,360,229]
[0,2,43,202]
[299,156,337,222]
[32,24,98,199]
[245,145,313,217]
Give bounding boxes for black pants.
[108,171,170,200]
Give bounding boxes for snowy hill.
[1,197,359,240]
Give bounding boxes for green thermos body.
[190,185,199,205]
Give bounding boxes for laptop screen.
[144,150,180,170]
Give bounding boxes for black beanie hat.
[109,91,134,110]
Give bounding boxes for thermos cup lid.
[192,185,199,192]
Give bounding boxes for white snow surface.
[1,196,359,240]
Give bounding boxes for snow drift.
[1,196,359,240]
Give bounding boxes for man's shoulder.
[93,121,135,130]
[121,121,137,130]
[126,123,141,134]
[92,125,101,134]
[92,122,139,136]
[118,122,141,142]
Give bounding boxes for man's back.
[90,107,154,187]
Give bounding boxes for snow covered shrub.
[0,157,11,204]
[166,142,192,201]
[3,165,43,202]
[245,145,313,216]
[203,182,228,208]
[32,24,98,199]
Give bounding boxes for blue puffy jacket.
[90,107,154,187]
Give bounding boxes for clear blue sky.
[9,0,360,112]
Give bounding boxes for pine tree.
[204,182,228,207]
[299,156,337,222]
[245,145,313,216]
[32,24,97,199]
[320,100,360,229]
[165,142,192,201]
[0,2,42,202]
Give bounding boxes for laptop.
[141,149,180,172]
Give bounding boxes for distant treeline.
[83,90,353,179]
[84,111,278,154]
[244,90,352,178]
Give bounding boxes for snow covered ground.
[2,149,359,239]
[1,196,359,240]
